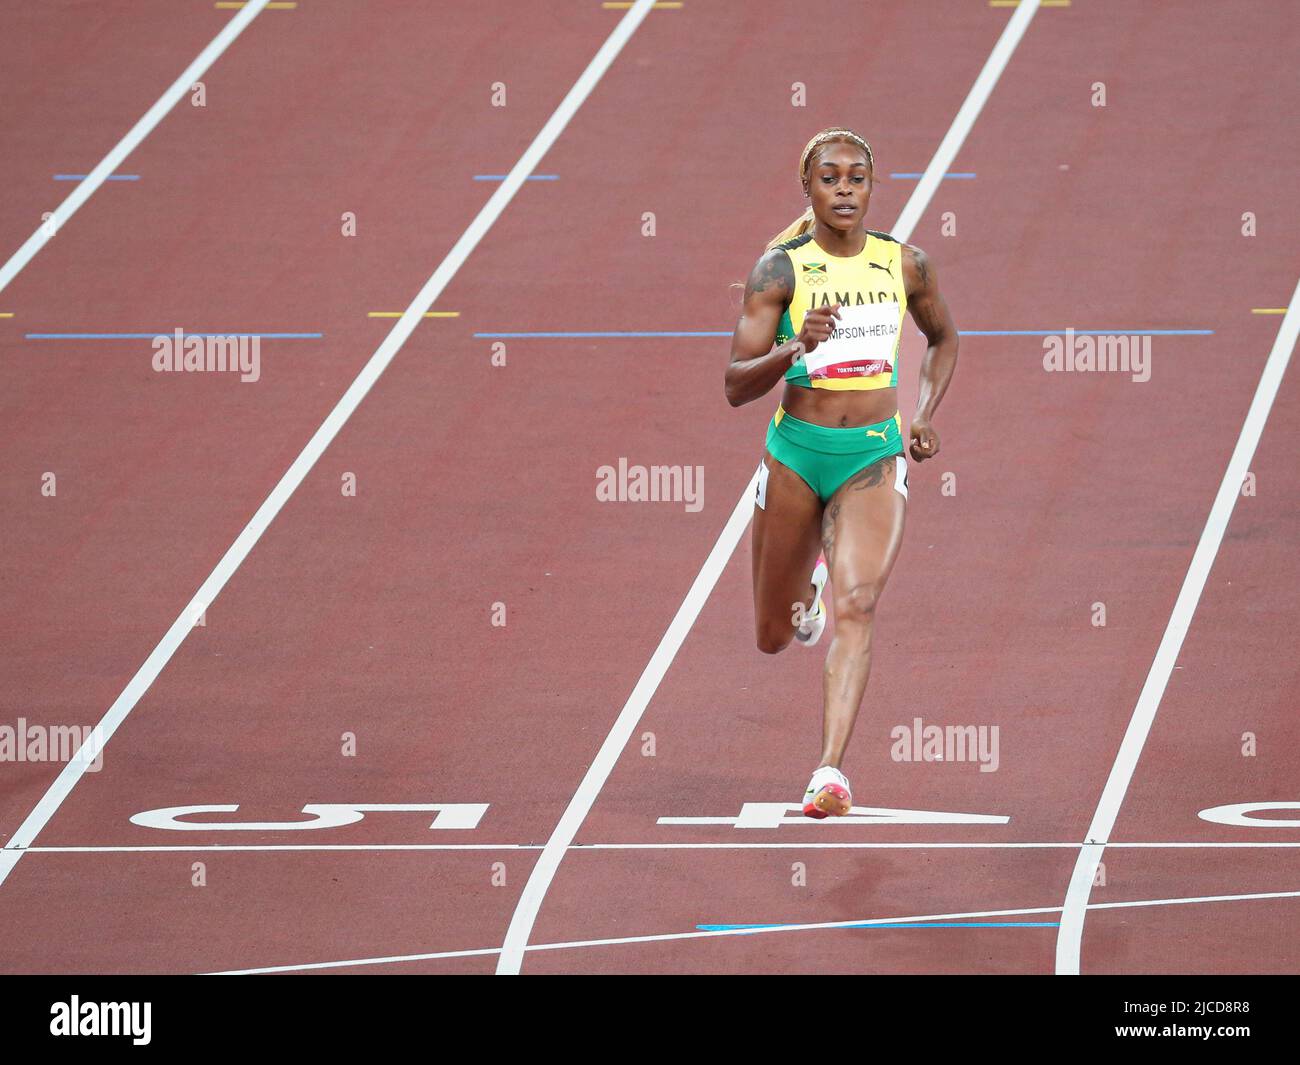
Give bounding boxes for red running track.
[0,0,1296,975]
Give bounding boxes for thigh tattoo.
[843,454,894,492]
[822,453,906,564]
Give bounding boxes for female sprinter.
[724,127,958,818]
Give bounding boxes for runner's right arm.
[724,249,839,407]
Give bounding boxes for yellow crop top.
[775,229,907,391]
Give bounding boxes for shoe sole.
[793,610,824,646]
[802,783,851,819]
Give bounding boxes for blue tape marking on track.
[473,329,1214,338]
[53,174,140,181]
[890,172,976,179]
[473,174,559,181]
[696,922,1061,931]
[26,332,323,339]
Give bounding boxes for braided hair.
[764,127,874,251]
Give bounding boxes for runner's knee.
[837,579,884,624]
[756,620,794,655]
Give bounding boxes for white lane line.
[25,844,540,853]
[575,841,1300,850]
[1055,277,1300,975]
[493,467,761,971]
[0,0,659,889]
[0,0,271,296]
[220,885,1299,975]
[1088,889,1300,912]
[20,839,1300,854]
[891,0,1041,240]
[493,0,1044,977]
[213,948,503,975]
[212,947,503,976]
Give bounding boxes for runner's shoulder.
[899,241,935,295]
[744,245,795,303]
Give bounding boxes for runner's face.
[805,143,871,233]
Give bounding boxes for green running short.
[762,405,906,504]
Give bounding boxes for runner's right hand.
[797,303,841,352]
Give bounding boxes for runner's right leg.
[751,452,824,655]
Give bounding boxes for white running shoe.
[802,765,852,819]
[793,557,829,647]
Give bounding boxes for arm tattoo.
[904,244,952,341]
[910,294,946,339]
[904,243,931,296]
[744,250,794,301]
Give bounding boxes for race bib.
[802,302,900,381]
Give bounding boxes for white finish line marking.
[0,0,659,891]
[218,886,1300,975]
[1054,278,1300,975]
[17,840,1300,854]
[658,803,1009,829]
[495,0,1045,975]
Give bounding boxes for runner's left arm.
[902,243,958,462]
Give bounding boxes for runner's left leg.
[818,453,907,768]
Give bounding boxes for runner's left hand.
[909,418,939,461]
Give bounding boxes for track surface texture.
[0,0,1296,975]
